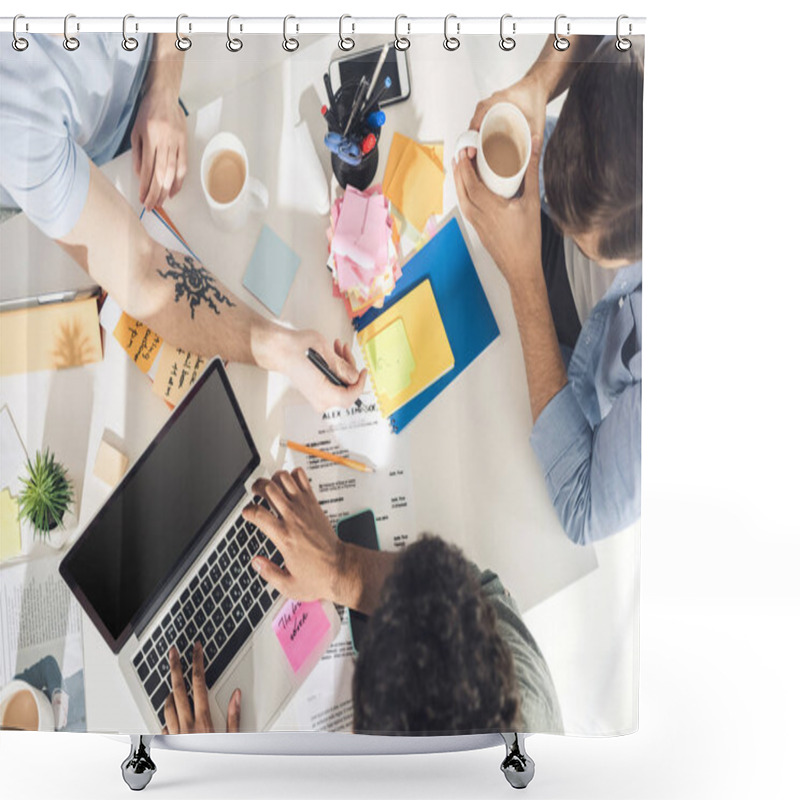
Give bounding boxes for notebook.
[353,217,500,433]
[357,280,454,418]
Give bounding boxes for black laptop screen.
[60,361,258,648]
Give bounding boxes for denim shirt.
[531,119,642,545]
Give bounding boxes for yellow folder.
[357,279,454,418]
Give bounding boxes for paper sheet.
[0,556,86,730]
[0,297,102,376]
[271,399,416,731]
[0,406,28,497]
[151,345,206,407]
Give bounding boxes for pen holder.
[329,81,381,192]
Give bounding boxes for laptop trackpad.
[214,627,293,732]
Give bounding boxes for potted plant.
[18,448,75,549]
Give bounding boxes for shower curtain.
[0,19,642,741]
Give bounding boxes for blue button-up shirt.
[531,120,642,545]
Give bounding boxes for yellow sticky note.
[364,319,415,400]
[113,312,163,373]
[383,133,445,233]
[93,439,129,487]
[0,488,22,562]
[152,344,206,407]
[0,298,102,376]
[358,279,453,418]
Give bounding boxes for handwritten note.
[152,344,206,406]
[272,600,331,673]
[112,312,163,373]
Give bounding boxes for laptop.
[59,358,340,732]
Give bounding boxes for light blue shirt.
[0,33,152,238]
[532,119,642,545]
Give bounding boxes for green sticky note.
[365,319,416,400]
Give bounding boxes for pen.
[365,42,390,101]
[281,439,374,474]
[343,76,369,137]
[364,76,392,115]
[321,105,341,133]
[306,347,364,408]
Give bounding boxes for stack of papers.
[327,185,402,318]
[383,133,445,233]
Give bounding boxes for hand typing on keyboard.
[161,641,241,734]
[243,468,397,615]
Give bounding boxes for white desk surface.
[0,33,636,734]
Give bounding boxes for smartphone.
[336,510,380,654]
[329,43,411,107]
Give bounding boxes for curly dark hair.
[352,535,520,735]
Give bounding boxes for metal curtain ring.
[616,15,632,51]
[12,15,29,51]
[63,14,80,51]
[443,14,460,51]
[499,14,516,51]
[283,15,299,52]
[553,14,570,51]
[122,15,139,51]
[175,14,192,51]
[226,15,243,52]
[394,15,410,50]
[338,15,355,51]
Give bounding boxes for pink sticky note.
[272,600,331,673]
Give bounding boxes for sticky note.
[272,600,331,673]
[0,297,102,376]
[0,488,22,562]
[92,439,129,487]
[242,225,301,317]
[113,312,163,373]
[382,133,445,232]
[152,344,206,407]
[364,319,415,400]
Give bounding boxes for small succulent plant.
[18,449,74,539]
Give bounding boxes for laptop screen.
[59,359,259,651]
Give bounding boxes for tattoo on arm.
[157,252,235,319]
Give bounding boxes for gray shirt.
[480,570,564,733]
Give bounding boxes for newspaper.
[0,556,86,731]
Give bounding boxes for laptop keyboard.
[131,494,284,726]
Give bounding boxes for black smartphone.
[329,44,411,107]
[336,509,380,654]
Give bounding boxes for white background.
[2,1,799,798]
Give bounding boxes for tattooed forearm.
[157,252,235,319]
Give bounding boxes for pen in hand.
[306,348,364,409]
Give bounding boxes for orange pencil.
[281,439,374,474]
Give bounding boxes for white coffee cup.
[200,132,269,231]
[0,680,55,731]
[455,102,532,198]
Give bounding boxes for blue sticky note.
[242,225,301,316]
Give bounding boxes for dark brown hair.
[352,535,520,735]
[543,38,644,262]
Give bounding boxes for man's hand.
[131,89,188,212]
[161,643,240,734]
[243,469,346,603]
[274,330,367,413]
[453,136,544,289]
[467,78,547,159]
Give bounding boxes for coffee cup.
[0,680,55,731]
[455,102,532,198]
[200,132,269,231]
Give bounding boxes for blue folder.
[353,217,500,433]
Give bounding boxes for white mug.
[200,132,269,231]
[0,680,55,731]
[455,102,532,199]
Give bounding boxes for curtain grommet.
[226,15,243,52]
[175,14,192,51]
[500,14,516,51]
[553,14,570,51]
[283,15,299,52]
[443,14,460,52]
[63,13,80,51]
[616,15,632,51]
[12,14,29,51]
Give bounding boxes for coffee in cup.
[455,102,533,198]
[200,132,269,231]
[0,680,54,731]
